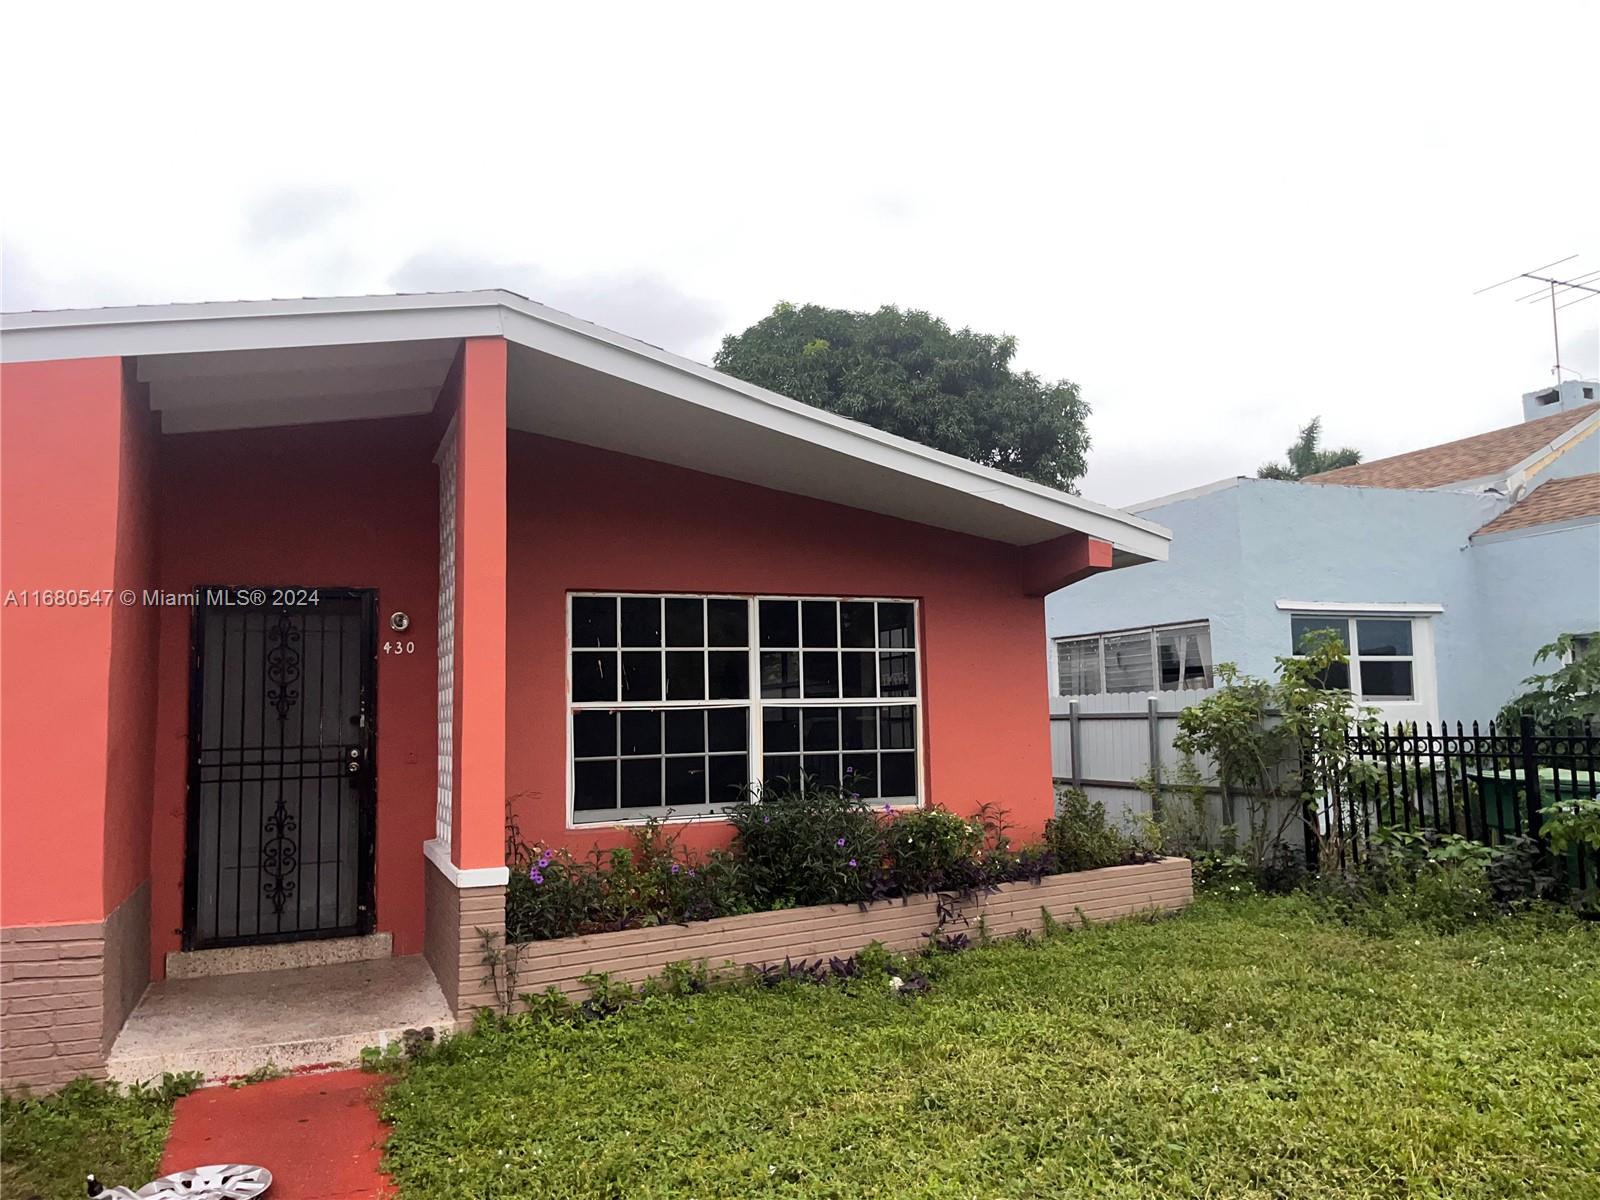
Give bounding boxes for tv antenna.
[1475,255,1600,379]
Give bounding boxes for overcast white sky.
[2,1,1595,506]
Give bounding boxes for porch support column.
[423,337,510,1017]
[452,337,510,871]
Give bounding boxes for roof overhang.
[0,291,1170,561]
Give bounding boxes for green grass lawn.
[381,895,1600,1199]
[1,1079,179,1200]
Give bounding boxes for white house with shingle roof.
[1046,381,1600,727]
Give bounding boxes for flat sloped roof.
[0,290,1170,559]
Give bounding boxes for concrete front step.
[107,955,455,1085]
[165,932,393,979]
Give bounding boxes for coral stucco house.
[0,292,1169,1090]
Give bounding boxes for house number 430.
[383,640,417,655]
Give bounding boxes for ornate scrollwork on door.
[262,610,302,915]
[265,611,302,722]
[261,796,299,916]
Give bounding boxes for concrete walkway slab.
[161,1069,393,1199]
[108,956,453,1083]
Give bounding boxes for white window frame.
[566,592,925,827]
[1053,620,1213,697]
[1288,613,1419,702]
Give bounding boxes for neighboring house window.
[1054,622,1213,696]
[1564,633,1595,664]
[569,594,921,822]
[1289,614,1415,700]
[1057,637,1101,695]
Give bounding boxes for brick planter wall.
[423,856,506,1014]
[501,858,1192,1003]
[1,883,149,1093]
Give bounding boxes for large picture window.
[569,594,921,823]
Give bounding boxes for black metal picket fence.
[1308,715,1598,889]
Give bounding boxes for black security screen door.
[184,588,377,950]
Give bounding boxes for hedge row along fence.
[501,857,1192,999]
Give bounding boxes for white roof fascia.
[1,291,1170,559]
[0,293,508,361]
[1125,476,1247,514]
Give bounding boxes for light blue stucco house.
[1047,380,1600,726]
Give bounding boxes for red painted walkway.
[161,1070,393,1199]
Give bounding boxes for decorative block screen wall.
[433,419,457,849]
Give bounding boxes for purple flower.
[835,837,846,848]
[529,869,544,885]
[687,869,697,878]
[848,858,858,868]
[670,863,681,874]
[883,803,895,815]
[845,765,855,776]
[850,792,860,799]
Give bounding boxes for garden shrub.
[724,779,886,907]
[504,781,1145,945]
[879,805,985,894]
[1308,829,1499,934]
[1043,787,1141,871]
[505,819,749,942]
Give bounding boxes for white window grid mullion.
[570,592,922,825]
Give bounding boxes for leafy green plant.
[505,818,750,943]
[641,959,713,999]
[1372,827,1495,872]
[724,778,886,907]
[1133,760,1211,858]
[879,806,984,894]
[1497,633,1599,731]
[1175,632,1380,882]
[1042,787,1139,871]
[1540,793,1600,855]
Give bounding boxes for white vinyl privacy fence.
[1049,689,1221,831]
[1050,689,1304,851]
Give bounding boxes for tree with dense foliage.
[713,302,1091,491]
[1257,416,1362,480]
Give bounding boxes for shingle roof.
[1472,473,1600,538]
[1303,403,1599,490]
